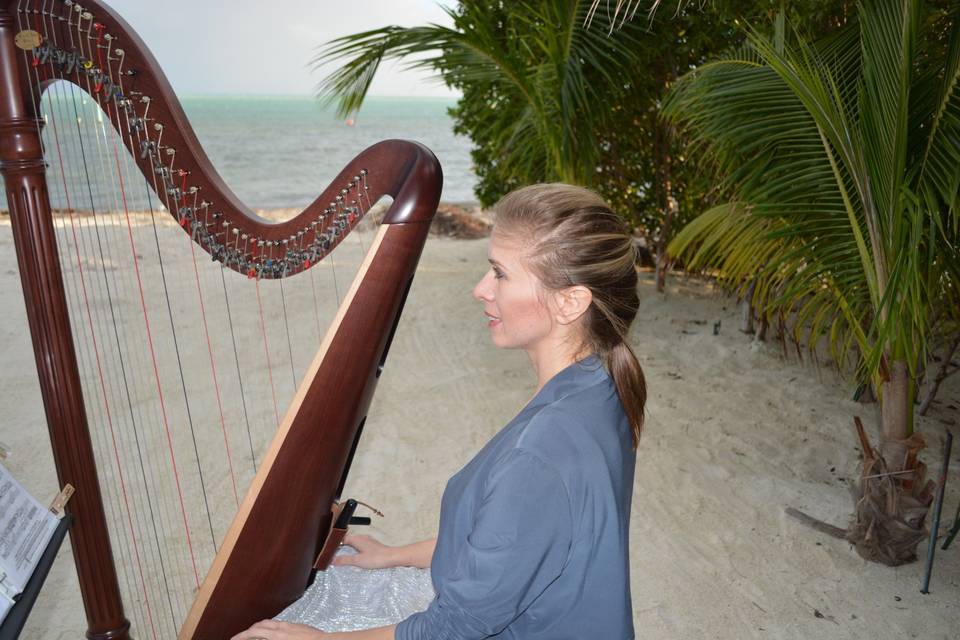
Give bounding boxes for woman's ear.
[553,285,592,326]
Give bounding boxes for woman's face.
[473,229,555,352]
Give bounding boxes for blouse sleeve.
[396,447,573,640]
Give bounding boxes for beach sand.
[1,211,958,640]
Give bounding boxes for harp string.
[220,265,259,473]
[255,277,283,428]
[279,278,298,386]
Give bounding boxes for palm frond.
[665,3,958,411]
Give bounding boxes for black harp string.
[219,265,259,474]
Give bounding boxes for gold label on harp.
[14,30,42,50]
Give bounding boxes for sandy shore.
[1,211,957,640]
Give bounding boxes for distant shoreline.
[0,201,492,239]
[0,200,482,217]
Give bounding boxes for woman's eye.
[493,268,504,280]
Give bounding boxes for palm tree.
[662,1,959,564]
[312,1,645,190]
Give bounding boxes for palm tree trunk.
[879,359,914,472]
[740,280,756,334]
[654,59,678,294]
[653,120,672,293]
[847,359,932,566]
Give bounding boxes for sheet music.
[0,588,12,625]
[0,462,58,596]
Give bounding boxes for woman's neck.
[527,338,590,394]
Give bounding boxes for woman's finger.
[341,532,369,547]
[330,553,357,566]
[230,618,279,639]
[231,620,326,639]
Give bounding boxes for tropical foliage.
[314,1,849,289]
[315,1,644,195]
[662,0,959,563]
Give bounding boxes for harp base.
[85,620,131,640]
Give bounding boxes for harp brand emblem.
[14,29,41,50]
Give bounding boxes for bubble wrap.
[275,546,435,632]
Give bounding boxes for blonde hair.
[493,183,646,448]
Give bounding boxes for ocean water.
[180,95,477,208]
[0,95,476,211]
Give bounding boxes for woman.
[235,183,645,640]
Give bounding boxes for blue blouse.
[396,355,636,639]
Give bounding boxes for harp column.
[0,9,131,640]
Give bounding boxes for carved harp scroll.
[0,0,442,638]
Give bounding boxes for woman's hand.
[230,619,327,639]
[330,533,398,569]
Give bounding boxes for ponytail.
[601,341,646,449]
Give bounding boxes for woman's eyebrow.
[487,258,505,268]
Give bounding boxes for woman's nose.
[473,270,495,301]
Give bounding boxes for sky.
[101,0,459,97]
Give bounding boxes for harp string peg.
[138,139,156,160]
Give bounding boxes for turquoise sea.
[180,95,477,208]
[1,95,477,210]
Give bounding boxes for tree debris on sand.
[429,203,491,239]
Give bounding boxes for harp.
[0,1,441,638]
